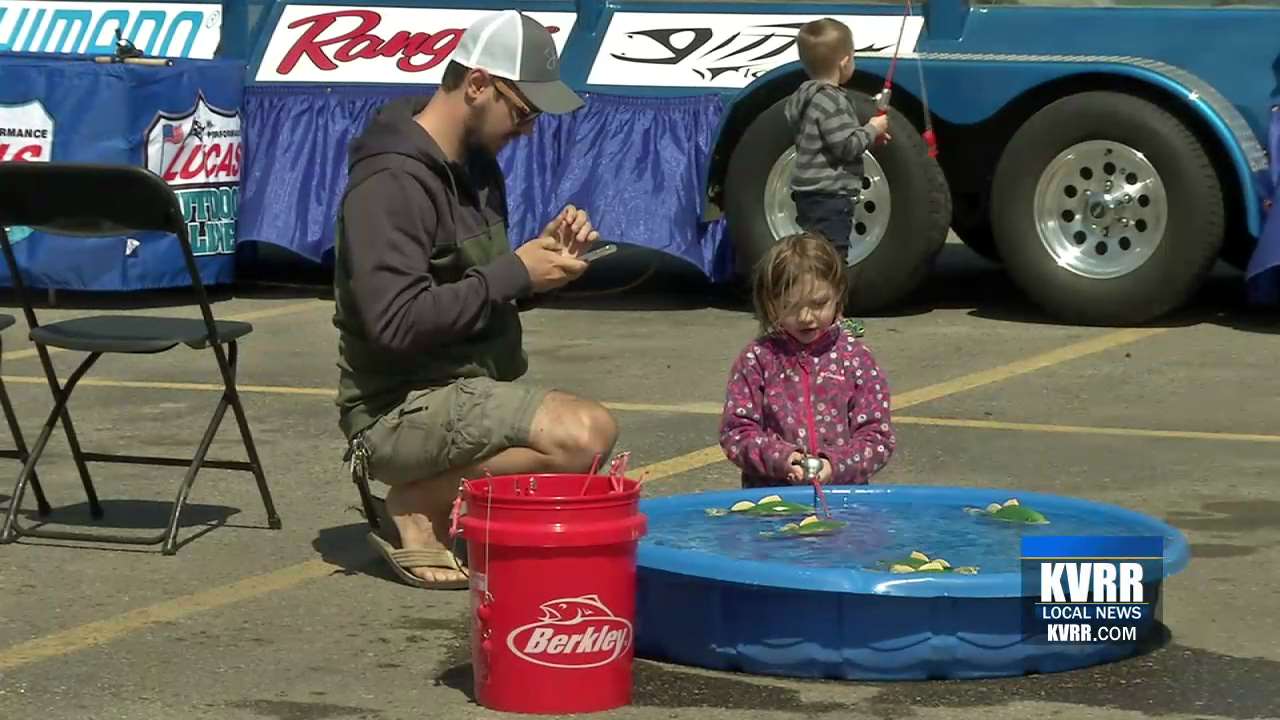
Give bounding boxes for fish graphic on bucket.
[507,594,634,669]
[458,465,647,715]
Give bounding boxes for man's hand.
[542,205,600,258]
[515,236,588,293]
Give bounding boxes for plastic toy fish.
[705,494,815,518]
[881,550,979,574]
[964,498,1049,525]
[758,514,847,539]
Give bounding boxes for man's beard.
[462,103,495,153]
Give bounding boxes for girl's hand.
[787,452,833,484]
[786,451,807,484]
[817,458,833,484]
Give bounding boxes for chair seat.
[30,315,252,353]
[0,314,14,332]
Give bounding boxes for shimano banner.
[0,1,221,59]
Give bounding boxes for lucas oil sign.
[507,595,633,669]
[143,93,241,256]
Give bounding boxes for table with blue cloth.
[0,53,244,292]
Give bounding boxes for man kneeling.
[332,11,617,589]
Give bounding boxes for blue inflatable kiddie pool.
[635,485,1190,680]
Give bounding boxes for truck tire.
[991,91,1224,325]
[953,216,1001,263]
[724,91,951,313]
[950,188,1000,262]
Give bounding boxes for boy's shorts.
[358,377,549,487]
[792,191,855,257]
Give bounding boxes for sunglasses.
[493,79,541,127]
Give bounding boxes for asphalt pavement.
[0,243,1275,720]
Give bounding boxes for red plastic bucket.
[459,473,647,715]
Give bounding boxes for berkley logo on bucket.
[507,595,633,669]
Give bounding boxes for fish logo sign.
[507,595,633,669]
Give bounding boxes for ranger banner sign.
[254,5,576,83]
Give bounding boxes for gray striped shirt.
[785,81,880,194]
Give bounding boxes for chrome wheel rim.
[1033,140,1168,279]
[763,147,891,267]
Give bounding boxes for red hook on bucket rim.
[448,481,465,538]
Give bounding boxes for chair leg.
[0,373,78,543]
[160,391,231,555]
[221,341,281,531]
[0,336,50,516]
[0,373,50,516]
[34,347,102,518]
[53,389,103,520]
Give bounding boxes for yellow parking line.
[895,415,1280,443]
[891,328,1166,408]
[0,299,329,362]
[603,401,723,415]
[0,376,334,396]
[0,327,1167,672]
[0,439,725,673]
[0,559,337,672]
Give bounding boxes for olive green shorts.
[359,377,549,487]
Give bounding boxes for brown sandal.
[366,532,469,590]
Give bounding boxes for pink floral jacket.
[719,321,896,488]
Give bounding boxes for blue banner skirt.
[238,86,735,282]
[0,53,244,291]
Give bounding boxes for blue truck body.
[220,0,1277,237]
[5,0,1277,322]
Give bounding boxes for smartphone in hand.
[580,243,618,263]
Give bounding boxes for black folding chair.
[0,313,50,518]
[0,162,281,554]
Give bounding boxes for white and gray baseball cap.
[453,10,583,114]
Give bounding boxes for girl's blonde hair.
[752,232,848,335]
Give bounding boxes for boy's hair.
[753,232,848,335]
[797,18,854,79]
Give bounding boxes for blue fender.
[702,61,809,216]
[709,53,1268,238]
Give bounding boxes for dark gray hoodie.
[331,95,532,439]
[784,80,879,195]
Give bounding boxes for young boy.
[785,18,890,263]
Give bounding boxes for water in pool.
[645,495,1178,574]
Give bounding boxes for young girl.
[719,232,896,488]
